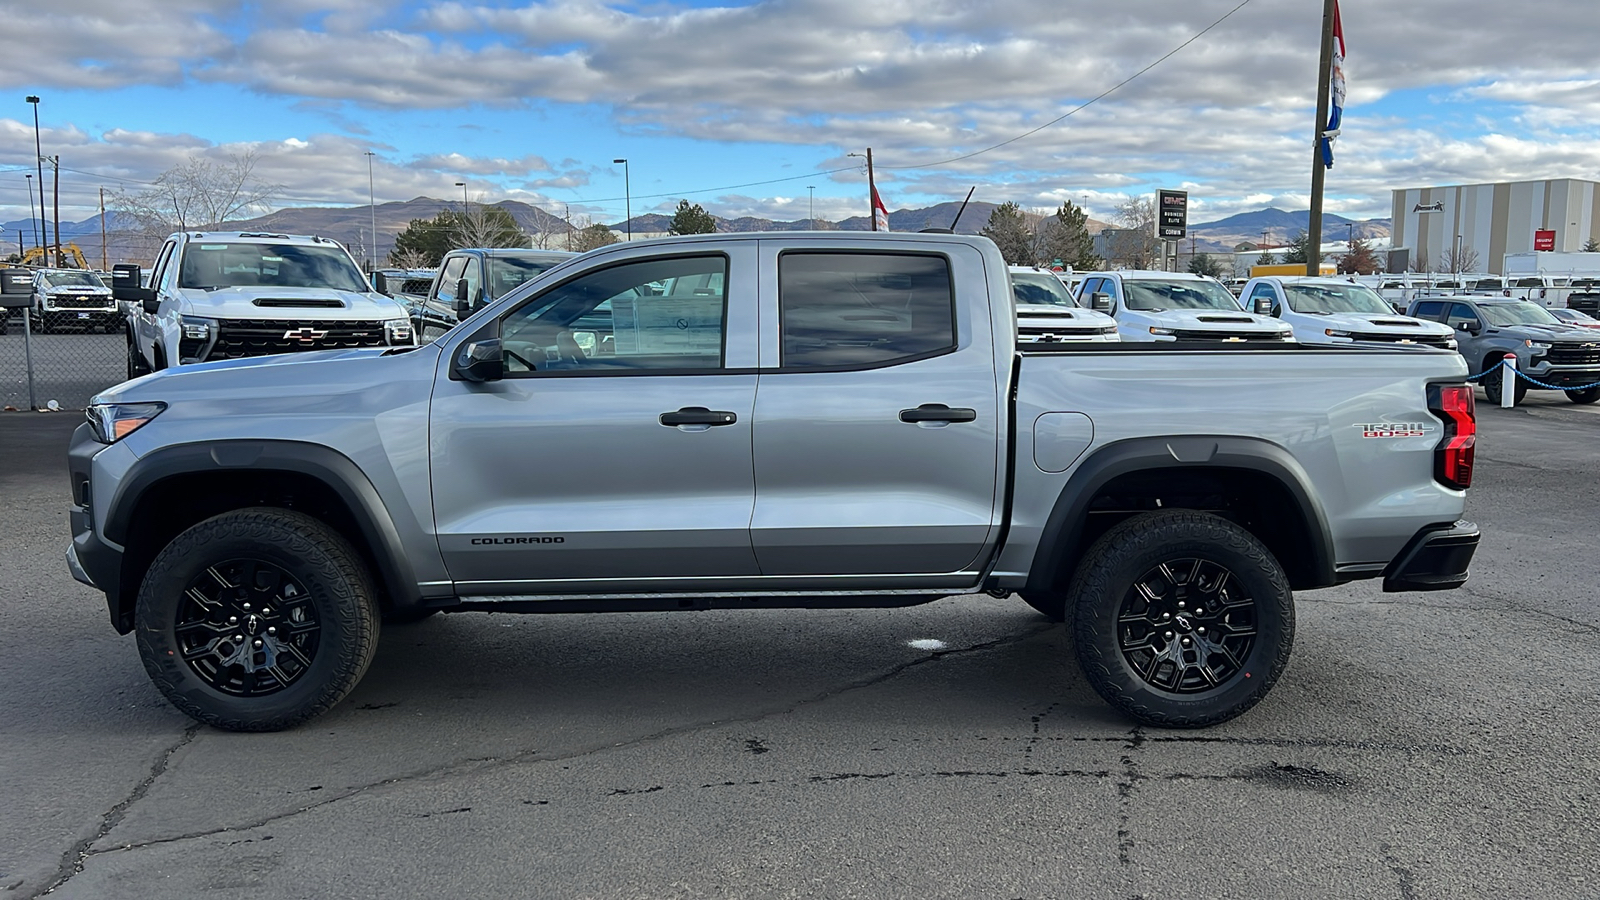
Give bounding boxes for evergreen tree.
[981,201,1034,265]
[1282,230,1326,266]
[389,212,456,267]
[572,223,620,252]
[1337,237,1383,275]
[1041,201,1100,270]
[668,200,717,235]
[1584,237,1599,253]
[1187,253,1226,278]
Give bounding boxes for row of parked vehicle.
[1007,267,1600,406]
[0,267,119,335]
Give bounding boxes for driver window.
[1446,302,1480,331]
[1249,284,1277,310]
[499,255,727,375]
[437,257,467,305]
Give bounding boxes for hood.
[1308,311,1456,337]
[1140,309,1288,332]
[97,344,432,404]
[1016,304,1117,328]
[1492,322,1600,341]
[42,284,111,295]
[172,286,408,320]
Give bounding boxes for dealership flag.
[1320,0,1345,168]
[872,185,890,232]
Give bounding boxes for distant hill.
[1191,207,1391,248]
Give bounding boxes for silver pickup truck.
[65,233,1480,732]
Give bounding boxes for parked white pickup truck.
[1076,270,1295,342]
[1242,276,1458,349]
[67,233,1480,733]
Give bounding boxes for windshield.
[1282,283,1394,315]
[1123,279,1240,311]
[42,271,105,288]
[488,256,569,299]
[1011,273,1078,307]
[178,243,369,292]
[1479,301,1561,327]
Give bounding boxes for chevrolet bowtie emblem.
[283,327,328,343]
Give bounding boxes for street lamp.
[807,185,815,229]
[613,159,631,241]
[365,151,377,271]
[455,181,468,216]
[26,95,46,262]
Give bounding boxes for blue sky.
[2,0,1597,230]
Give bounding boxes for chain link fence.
[1,308,127,411]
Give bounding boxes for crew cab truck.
[30,268,118,333]
[409,248,577,342]
[112,232,414,382]
[1009,265,1119,343]
[1077,270,1295,342]
[1243,276,1457,349]
[1407,295,1600,405]
[67,233,1480,733]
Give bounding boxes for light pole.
[1454,233,1463,278]
[27,95,45,261]
[24,174,37,251]
[613,159,631,240]
[455,181,468,215]
[807,185,815,229]
[365,151,377,271]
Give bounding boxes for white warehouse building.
[1390,178,1600,275]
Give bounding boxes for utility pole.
[99,187,108,270]
[1305,0,1337,276]
[27,96,45,262]
[867,148,877,231]
[365,151,378,270]
[25,174,37,251]
[49,156,61,267]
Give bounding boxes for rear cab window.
[776,252,956,370]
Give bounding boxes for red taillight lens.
[1430,384,1476,490]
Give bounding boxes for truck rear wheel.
[1069,510,1294,728]
[134,508,380,732]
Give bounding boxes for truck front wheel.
[1565,387,1600,404]
[134,508,380,732]
[1070,510,1294,728]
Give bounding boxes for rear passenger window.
[1411,301,1445,320]
[778,253,956,370]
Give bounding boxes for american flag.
[1321,0,1345,168]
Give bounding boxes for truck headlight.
[180,316,215,340]
[1148,327,1175,336]
[1098,325,1119,335]
[1324,329,1353,338]
[1527,341,1551,350]
[86,402,166,443]
[384,318,413,344]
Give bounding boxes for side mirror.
[111,264,154,304]
[0,268,32,309]
[1253,295,1274,316]
[1463,321,1482,335]
[454,278,472,316]
[1089,292,1112,312]
[452,338,503,382]
[371,272,389,296]
[142,298,161,315]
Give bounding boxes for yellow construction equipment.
[19,243,90,269]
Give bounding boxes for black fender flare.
[1025,435,1336,593]
[105,440,422,611]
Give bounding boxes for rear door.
[430,245,761,594]
[748,240,1003,587]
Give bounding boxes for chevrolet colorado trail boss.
[67,233,1481,732]
[112,232,414,381]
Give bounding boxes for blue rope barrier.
[1465,359,1600,392]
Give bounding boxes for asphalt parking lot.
[2,392,1596,899]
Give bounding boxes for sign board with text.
[1158,190,1188,239]
[1534,229,1556,252]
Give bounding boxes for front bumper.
[1523,363,1600,388]
[67,422,131,632]
[1382,520,1479,592]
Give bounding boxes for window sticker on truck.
[1354,423,1429,438]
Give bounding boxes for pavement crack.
[1115,727,1145,867]
[37,723,201,898]
[1023,702,1060,764]
[80,625,1054,858]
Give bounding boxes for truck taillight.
[1429,384,1475,490]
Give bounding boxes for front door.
[748,242,1003,585]
[431,248,761,594]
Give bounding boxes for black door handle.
[899,403,978,424]
[660,407,738,427]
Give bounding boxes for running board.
[449,590,980,615]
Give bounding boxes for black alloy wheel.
[1481,361,1527,406]
[136,508,379,731]
[172,559,321,697]
[1071,510,1294,728]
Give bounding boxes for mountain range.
[3,201,1390,264]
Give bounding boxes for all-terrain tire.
[135,508,380,732]
[1565,386,1600,404]
[1481,359,1528,406]
[1070,510,1294,728]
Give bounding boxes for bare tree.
[1106,195,1159,268]
[1438,245,1480,275]
[388,247,434,270]
[111,150,282,236]
[452,200,527,249]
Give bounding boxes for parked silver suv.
[112,232,414,380]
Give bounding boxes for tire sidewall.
[1073,514,1293,726]
[135,511,374,730]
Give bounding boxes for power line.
[880,0,1259,170]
